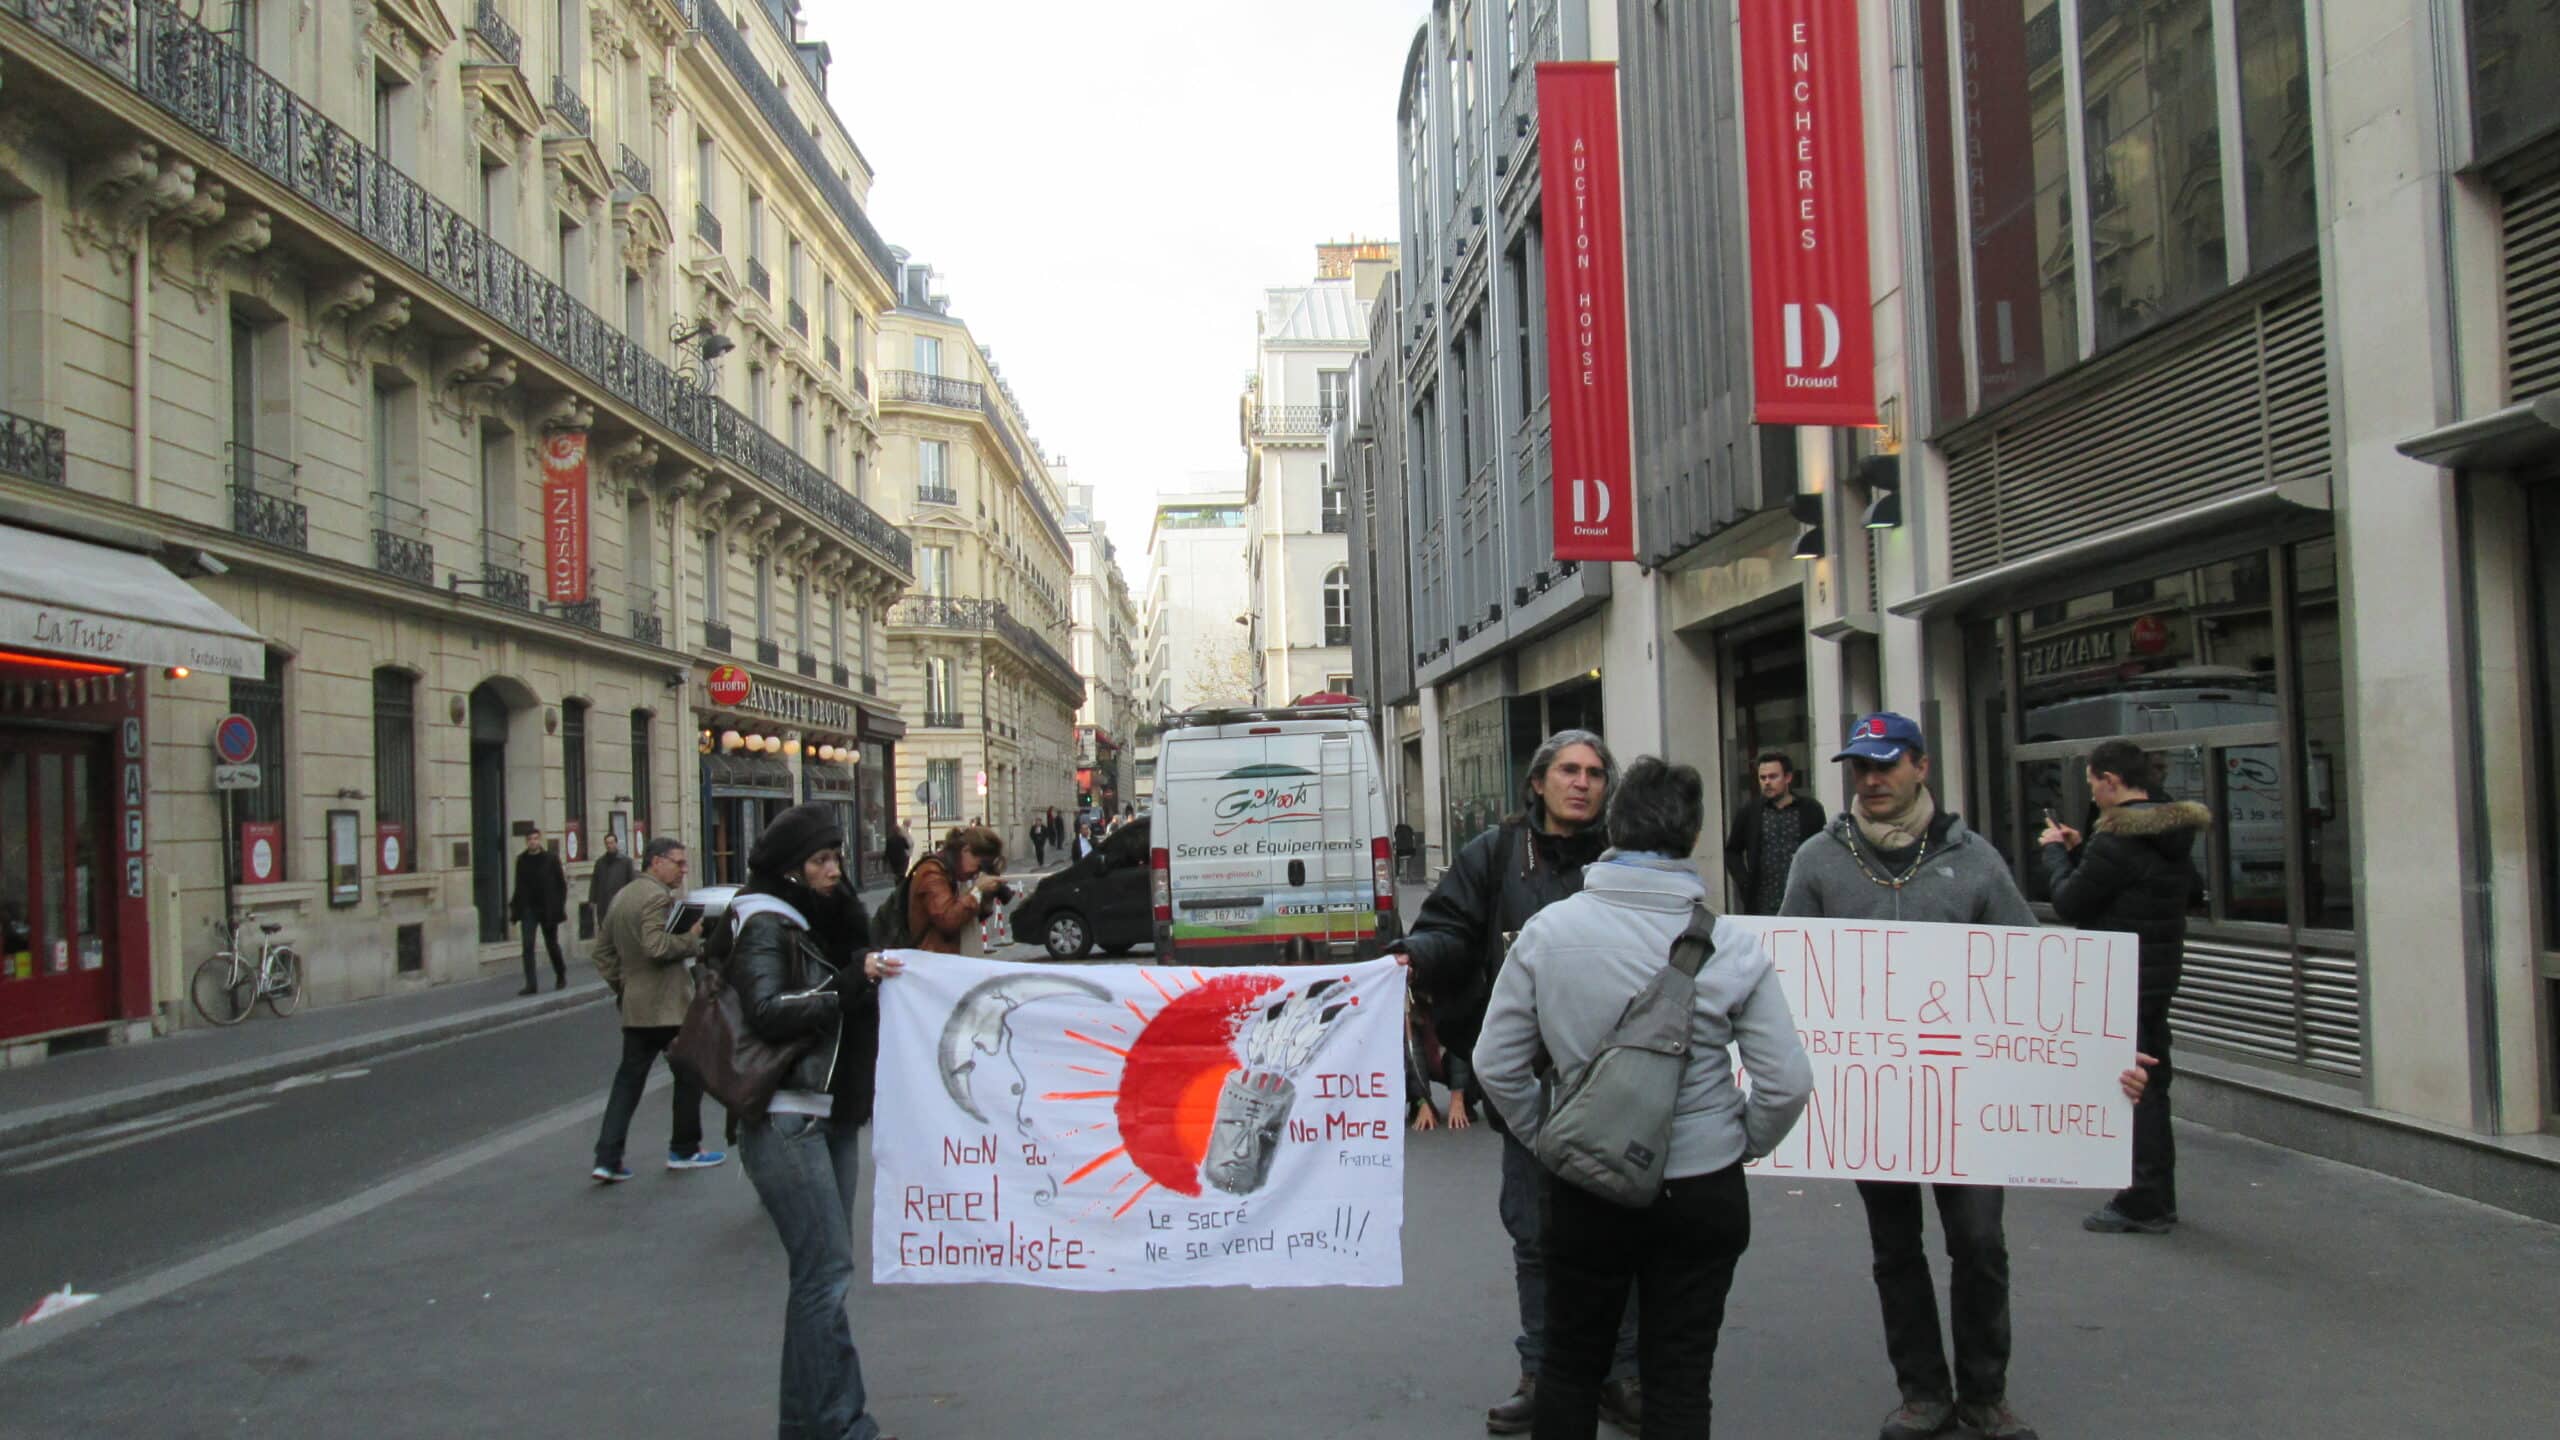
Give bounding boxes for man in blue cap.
[1778,712,2041,1440]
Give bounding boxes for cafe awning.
[0,525,263,678]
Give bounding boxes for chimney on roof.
[1316,239,1399,280]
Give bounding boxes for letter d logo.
[1572,479,1613,526]
[1782,303,1843,371]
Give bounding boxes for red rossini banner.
[540,431,590,603]
[1535,62,1635,562]
[1740,1,1879,427]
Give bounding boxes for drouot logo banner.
[540,431,590,604]
[1535,62,1635,563]
[1740,0,1880,427]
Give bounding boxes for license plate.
[1197,907,1258,925]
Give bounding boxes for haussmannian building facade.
[1065,483,1140,819]
[871,256,1080,848]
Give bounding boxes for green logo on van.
[1211,764,1319,836]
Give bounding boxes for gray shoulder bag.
[1531,901,1717,1207]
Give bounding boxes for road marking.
[5,1103,277,1177]
[0,1073,662,1366]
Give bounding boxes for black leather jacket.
[730,900,878,1123]
[1402,820,1607,1089]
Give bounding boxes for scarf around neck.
[1853,786,1937,853]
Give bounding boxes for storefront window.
[2235,0,2314,268]
[2467,0,2560,163]
[229,650,287,882]
[1443,698,1510,846]
[1986,537,2344,936]
[927,758,959,821]
[2081,0,2224,348]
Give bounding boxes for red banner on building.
[1740,1,1879,427]
[1535,62,1635,562]
[540,431,590,603]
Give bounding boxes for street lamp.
[670,319,735,388]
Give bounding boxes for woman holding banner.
[729,801,905,1440]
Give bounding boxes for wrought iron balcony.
[1250,404,1340,436]
[469,0,522,67]
[678,0,900,286]
[823,336,841,371]
[371,493,433,583]
[631,607,664,646]
[892,597,1084,705]
[480,560,531,610]
[916,483,959,509]
[0,408,67,487]
[7,0,914,587]
[616,144,651,195]
[788,300,808,336]
[880,369,983,409]
[831,662,851,689]
[549,76,590,136]
[695,201,724,251]
[796,650,818,678]
[854,367,870,399]
[1322,507,1347,534]
[227,482,306,550]
[755,636,781,667]
[746,257,771,300]
[1324,624,1353,648]
[862,672,880,696]
[920,709,965,729]
[703,618,733,652]
[553,598,603,630]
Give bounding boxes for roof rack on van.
[1163,701,1373,729]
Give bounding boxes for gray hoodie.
[1474,853,1814,1178]
[1778,810,2037,927]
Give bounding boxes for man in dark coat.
[1396,728,1641,1435]
[587,829,636,930]
[510,828,570,994]
[1724,749,1827,914]
[2041,737,2207,1235]
[883,820,913,883]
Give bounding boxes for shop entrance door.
[1720,619,1813,788]
[0,731,117,1041]
[469,687,510,943]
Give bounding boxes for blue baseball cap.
[1834,712,1927,763]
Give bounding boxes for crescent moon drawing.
[938,971,1112,1122]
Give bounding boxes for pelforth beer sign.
[1535,62,1635,563]
[1740,1,1879,428]
[540,431,591,603]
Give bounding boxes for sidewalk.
[0,873,947,1152]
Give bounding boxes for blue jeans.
[592,1026,704,1169]
[740,1112,878,1440]
[1502,1133,1637,1381]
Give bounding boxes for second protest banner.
[1734,917,2139,1190]
[873,954,1407,1290]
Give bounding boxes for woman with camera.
[727,802,903,1440]
[906,824,1009,954]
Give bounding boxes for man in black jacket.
[510,828,569,995]
[1723,750,1826,914]
[1400,728,1640,1436]
[2041,738,2207,1235]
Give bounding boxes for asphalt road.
[2,983,2556,1438]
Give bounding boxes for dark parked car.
[1012,818,1153,959]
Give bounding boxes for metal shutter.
[1943,284,2330,580]
[2504,173,2560,397]
[2171,936,2363,1079]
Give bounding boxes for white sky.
[804,0,1431,577]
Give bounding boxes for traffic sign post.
[212,714,262,934]
[214,764,262,792]
[213,713,258,766]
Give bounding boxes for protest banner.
[873,953,1407,1290]
[1733,917,2139,1189]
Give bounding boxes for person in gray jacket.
[1477,756,1814,1440]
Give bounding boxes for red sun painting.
[1044,971,1284,1216]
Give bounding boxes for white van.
[1148,702,1399,965]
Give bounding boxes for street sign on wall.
[213,713,258,766]
[213,763,262,792]
[707,665,752,708]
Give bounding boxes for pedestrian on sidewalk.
[1030,811,1049,867]
[1780,713,2153,1440]
[1723,750,1825,915]
[884,821,913,887]
[730,802,901,1440]
[2039,738,2206,1236]
[589,829,636,928]
[908,826,1007,954]
[1476,756,1814,1440]
[587,837,723,1182]
[1393,728,1643,1435]
[510,828,569,995]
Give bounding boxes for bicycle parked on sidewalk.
[188,913,303,1026]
